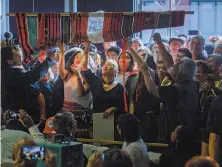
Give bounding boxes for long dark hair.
[132,55,157,104]
[117,51,134,72]
[117,113,140,143]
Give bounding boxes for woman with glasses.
[82,41,127,140]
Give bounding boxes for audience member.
[1,109,45,162]
[207,55,222,83]
[106,46,122,63]
[175,48,192,63]
[117,113,150,167]
[205,44,215,56]
[12,137,57,167]
[207,96,222,166]
[160,126,198,167]
[128,42,160,142]
[168,36,184,63]
[1,45,55,123]
[82,41,126,140]
[137,46,151,61]
[58,44,93,138]
[33,71,53,118]
[131,38,144,52]
[136,33,199,143]
[214,44,222,55]
[87,148,133,167]
[186,156,219,167]
[51,61,59,83]
[52,112,108,161]
[190,35,206,60]
[116,51,137,106]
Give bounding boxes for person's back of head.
[177,57,197,81]
[1,46,14,70]
[205,44,215,56]
[13,137,37,167]
[117,113,140,143]
[102,148,133,167]
[52,111,77,136]
[13,137,57,167]
[185,156,219,167]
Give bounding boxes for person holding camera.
[1,109,46,163]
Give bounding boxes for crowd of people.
[1,31,222,167]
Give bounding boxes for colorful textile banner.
[28,16,37,48]
[15,13,34,62]
[87,12,105,43]
[17,11,186,48]
[71,11,185,43]
[37,13,61,48]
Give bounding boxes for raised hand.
[84,40,91,50]
[60,42,65,56]
[152,33,162,44]
[87,152,103,167]
[18,109,35,129]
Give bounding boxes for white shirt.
[64,75,92,109]
[0,125,46,162]
[122,139,150,167]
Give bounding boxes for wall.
[77,0,134,54]
[1,0,9,39]
[9,0,65,38]
[77,0,134,12]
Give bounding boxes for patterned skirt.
[63,100,93,138]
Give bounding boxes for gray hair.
[191,35,205,45]
[53,112,76,135]
[137,46,151,55]
[132,38,144,47]
[137,46,151,61]
[177,57,197,81]
[105,59,119,72]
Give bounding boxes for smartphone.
[9,111,20,119]
[188,30,200,36]
[21,146,45,160]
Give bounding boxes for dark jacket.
[1,58,52,122]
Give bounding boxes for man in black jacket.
[1,45,55,123]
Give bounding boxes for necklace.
[102,78,114,88]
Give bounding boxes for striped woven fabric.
[63,100,88,112]
[17,11,186,49]
[71,11,186,43]
[37,13,61,48]
[15,13,35,62]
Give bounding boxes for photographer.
[1,109,46,163]
[9,137,56,167]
